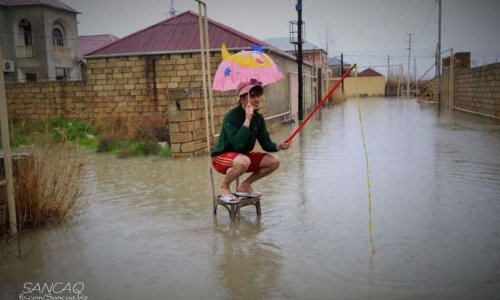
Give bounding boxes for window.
[19,19,32,46]
[55,68,66,81]
[26,73,37,82]
[52,28,64,46]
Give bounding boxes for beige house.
[342,68,385,97]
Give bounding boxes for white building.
[0,0,82,82]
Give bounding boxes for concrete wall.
[337,76,386,97]
[263,51,314,125]
[440,52,500,118]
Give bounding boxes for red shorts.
[212,152,266,175]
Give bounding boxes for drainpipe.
[449,48,454,111]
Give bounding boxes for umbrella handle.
[284,65,355,144]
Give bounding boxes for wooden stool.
[210,168,261,221]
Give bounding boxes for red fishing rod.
[284,65,356,144]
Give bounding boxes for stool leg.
[256,201,261,216]
[229,204,237,221]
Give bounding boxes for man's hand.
[245,103,254,120]
[278,142,290,151]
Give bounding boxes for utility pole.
[387,54,390,96]
[325,26,329,55]
[0,41,18,235]
[387,54,390,77]
[414,57,417,97]
[168,0,176,18]
[296,0,304,120]
[437,0,442,104]
[340,53,344,93]
[407,32,413,99]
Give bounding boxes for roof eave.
[84,46,313,67]
[1,3,80,14]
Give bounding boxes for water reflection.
[212,217,281,299]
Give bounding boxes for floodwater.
[2,98,500,300]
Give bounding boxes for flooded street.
[2,97,500,299]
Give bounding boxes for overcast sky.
[65,0,500,78]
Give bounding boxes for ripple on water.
[318,235,471,290]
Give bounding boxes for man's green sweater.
[211,105,278,157]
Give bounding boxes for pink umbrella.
[212,44,284,91]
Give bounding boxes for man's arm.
[256,115,279,152]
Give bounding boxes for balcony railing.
[53,46,72,59]
[15,45,35,58]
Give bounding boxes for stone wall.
[5,53,214,120]
[441,52,500,118]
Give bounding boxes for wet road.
[2,98,500,299]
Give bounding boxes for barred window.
[52,28,64,46]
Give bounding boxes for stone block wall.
[5,53,215,120]
[453,63,500,117]
[5,81,90,120]
[440,52,500,118]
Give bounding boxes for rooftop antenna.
[169,0,176,17]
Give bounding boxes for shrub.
[94,115,132,138]
[95,114,170,158]
[157,147,172,158]
[2,145,86,234]
[96,133,128,153]
[2,118,95,150]
[116,141,161,158]
[133,114,168,142]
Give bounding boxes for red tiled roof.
[79,34,120,56]
[0,0,79,13]
[358,68,384,77]
[87,11,271,57]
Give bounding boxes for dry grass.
[95,113,169,142]
[12,145,86,231]
[134,114,168,141]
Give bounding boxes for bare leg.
[238,154,280,193]
[220,155,250,196]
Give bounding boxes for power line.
[417,0,438,40]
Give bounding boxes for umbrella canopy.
[212,44,284,91]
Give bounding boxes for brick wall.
[454,63,500,117]
[440,52,500,118]
[6,81,90,120]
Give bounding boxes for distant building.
[79,34,119,56]
[357,67,383,77]
[327,56,351,77]
[264,37,327,70]
[343,67,385,97]
[0,0,82,82]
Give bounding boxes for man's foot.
[218,194,238,203]
[235,185,263,198]
[218,187,238,203]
